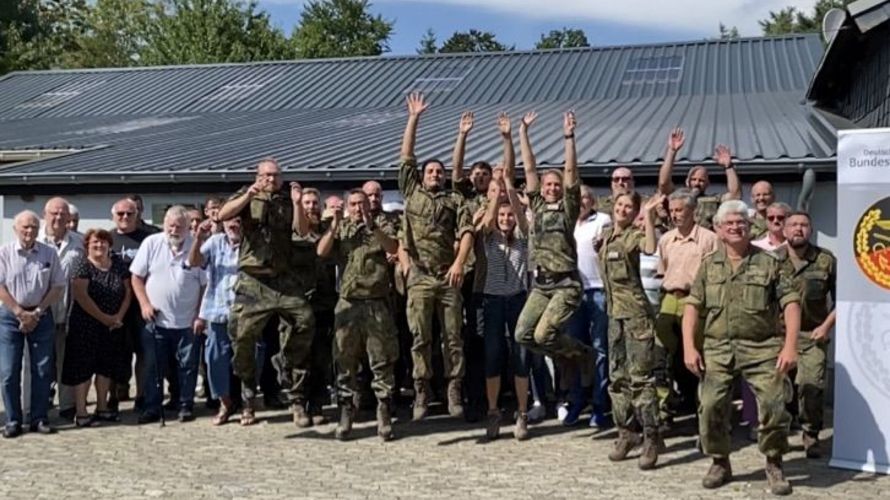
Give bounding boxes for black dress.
[62,255,131,386]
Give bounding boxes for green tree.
[73,0,151,68]
[759,0,853,35]
[292,0,392,58]
[718,22,740,40]
[439,29,511,53]
[1,0,90,72]
[535,28,589,49]
[140,0,292,65]
[417,27,437,54]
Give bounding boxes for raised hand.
[714,144,733,168]
[668,128,685,152]
[247,180,264,197]
[645,193,666,213]
[563,110,576,136]
[520,111,538,129]
[497,112,511,135]
[290,181,303,204]
[360,196,373,227]
[459,111,474,134]
[406,92,429,117]
[196,219,213,239]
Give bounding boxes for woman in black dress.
[63,229,132,426]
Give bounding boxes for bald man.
[598,167,635,216]
[0,211,66,437]
[750,181,775,240]
[38,197,84,421]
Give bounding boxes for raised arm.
[658,128,685,195]
[715,145,741,201]
[519,112,539,193]
[563,111,577,187]
[291,182,310,237]
[188,220,213,268]
[218,181,262,221]
[317,208,341,258]
[504,173,528,236]
[497,112,516,183]
[452,111,474,185]
[401,92,428,161]
[642,194,665,255]
[480,183,501,234]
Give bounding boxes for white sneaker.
[527,401,546,422]
[556,403,569,423]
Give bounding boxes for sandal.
[95,410,120,422]
[240,407,257,426]
[74,414,96,428]
[212,405,235,426]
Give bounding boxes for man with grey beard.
[130,205,207,424]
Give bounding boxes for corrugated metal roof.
[0,34,834,185]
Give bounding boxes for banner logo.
[855,196,890,290]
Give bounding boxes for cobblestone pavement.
[0,399,888,499]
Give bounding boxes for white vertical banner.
[832,128,890,474]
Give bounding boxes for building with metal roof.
[0,33,840,242]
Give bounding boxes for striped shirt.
[483,229,528,296]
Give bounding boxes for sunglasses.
[767,215,786,222]
[115,211,135,217]
[611,176,632,182]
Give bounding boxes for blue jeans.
[482,292,530,378]
[0,308,54,427]
[141,324,198,415]
[567,289,610,413]
[205,322,265,400]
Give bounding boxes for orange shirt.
[657,224,721,292]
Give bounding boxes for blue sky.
[258,0,820,55]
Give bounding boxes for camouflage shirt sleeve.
[527,187,544,214]
[685,259,707,309]
[228,186,250,217]
[453,177,475,199]
[455,196,474,240]
[398,156,420,198]
[563,180,581,222]
[775,257,801,309]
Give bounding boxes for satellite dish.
[822,8,846,43]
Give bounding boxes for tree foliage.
[535,28,589,49]
[439,29,511,53]
[417,27,437,55]
[759,0,853,35]
[718,23,740,40]
[292,0,392,58]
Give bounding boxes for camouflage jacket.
[230,186,294,277]
[599,226,653,319]
[782,245,836,332]
[333,214,398,300]
[530,181,580,274]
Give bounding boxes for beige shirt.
[657,224,720,292]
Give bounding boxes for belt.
[662,289,689,298]
[415,263,451,276]
[536,269,575,286]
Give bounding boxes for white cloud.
[265,0,823,35]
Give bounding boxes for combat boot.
[335,402,355,441]
[802,432,821,459]
[447,379,464,418]
[412,379,429,421]
[638,429,661,470]
[377,399,394,442]
[608,427,641,462]
[292,401,311,428]
[765,456,792,496]
[702,457,732,489]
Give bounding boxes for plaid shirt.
[198,234,239,324]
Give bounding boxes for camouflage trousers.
[333,297,399,402]
[229,272,315,403]
[699,337,791,458]
[609,316,659,432]
[515,279,586,359]
[406,272,464,381]
[796,332,828,437]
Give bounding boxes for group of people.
[0,92,835,496]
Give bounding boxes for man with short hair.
[598,167,635,216]
[656,128,741,230]
[39,197,84,421]
[683,200,800,495]
[0,210,66,437]
[398,93,475,421]
[67,203,81,235]
[127,194,161,234]
[218,158,313,426]
[753,202,791,252]
[782,211,836,458]
[130,205,207,424]
[187,208,203,237]
[749,181,776,239]
[203,196,225,234]
[653,189,720,425]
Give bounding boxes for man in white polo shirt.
[563,185,612,427]
[130,205,207,424]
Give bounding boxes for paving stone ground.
[1,398,888,499]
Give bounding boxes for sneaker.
[514,412,530,441]
[485,409,501,440]
[178,409,195,423]
[29,421,55,435]
[2,424,23,439]
[562,401,583,426]
[556,403,569,423]
[589,412,613,429]
[527,401,546,423]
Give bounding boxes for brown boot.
[335,402,355,441]
[377,399,394,441]
[608,428,641,461]
[802,432,821,459]
[638,430,661,470]
[765,456,792,496]
[447,379,464,418]
[702,457,732,489]
[292,402,311,428]
[412,380,429,421]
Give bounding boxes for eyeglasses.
[115,211,135,217]
[767,215,786,222]
[611,176,632,182]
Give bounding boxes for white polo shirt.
[130,233,207,329]
[40,230,84,325]
[574,211,612,290]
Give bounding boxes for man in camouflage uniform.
[656,128,741,230]
[598,167,634,217]
[514,111,590,365]
[398,93,475,421]
[749,181,776,240]
[682,200,801,496]
[782,211,836,459]
[318,189,400,441]
[218,158,315,426]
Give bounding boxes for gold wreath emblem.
[855,208,890,289]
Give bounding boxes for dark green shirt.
[783,245,836,332]
[600,227,652,319]
[530,181,580,274]
[230,186,294,277]
[334,214,397,300]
